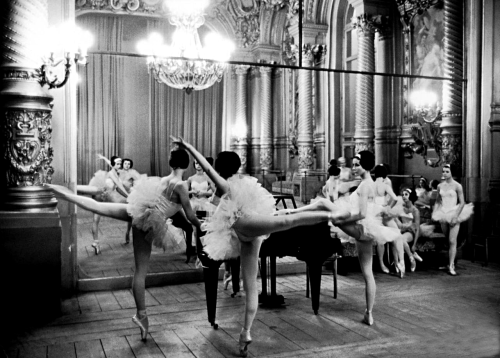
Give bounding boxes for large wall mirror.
[73,0,458,286]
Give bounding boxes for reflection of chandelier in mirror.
[408,90,443,167]
[137,0,234,94]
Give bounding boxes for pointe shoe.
[413,252,423,262]
[396,261,405,278]
[132,314,149,341]
[362,310,374,326]
[223,273,232,290]
[91,242,100,255]
[410,257,416,272]
[448,264,457,276]
[239,329,252,357]
[380,263,389,274]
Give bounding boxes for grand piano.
[197,218,341,329]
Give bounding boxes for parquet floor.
[2,260,499,358]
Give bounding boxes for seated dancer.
[432,164,473,276]
[388,187,421,277]
[328,151,401,325]
[48,149,202,341]
[77,155,129,254]
[170,136,350,358]
[120,158,144,244]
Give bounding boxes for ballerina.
[120,158,144,244]
[330,151,401,325]
[77,155,130,254]
[48,148,202,341]
[431,164,473,276]
[170,136,350,357]
[369,164,404,275]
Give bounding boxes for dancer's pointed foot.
[413,251,423,262]
[396,261,405,278]
[410,257,416,272]
[239,329,252,357]
[132,314,149,341]
[362,310,374,326]
[380,263,390,274]
[91,242,100,255]
[448,263,457,276]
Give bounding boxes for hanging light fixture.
[137,0,234,94]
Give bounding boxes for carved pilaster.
[259,67,273,170]
[232,65,250,174]
[352,14,377,154]
[440,0,463,169]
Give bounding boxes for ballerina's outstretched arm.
[47,184,131,222]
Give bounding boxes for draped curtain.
[147,19,223,177]
[76,15,124,184]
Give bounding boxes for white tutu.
[201,175,276,260]
[330,191,400,245]
[432,203,474,224]
[127,177,186,252]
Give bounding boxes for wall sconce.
[407,90,443,167]
[38,23,93,89]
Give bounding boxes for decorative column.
[0,0,63,322]
[352,14,377,153]
[259,66,273,170]
[373,17,397,168]
[440,0,463,169]
[232,65,250,174]
[1,0,56,209]
[297,48,314,170]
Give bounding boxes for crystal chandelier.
[137,0,234,94]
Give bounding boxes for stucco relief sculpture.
[227,0,260,48]
[4,110,54,187]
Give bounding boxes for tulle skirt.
[432,203,474,224]
[330,195,400,245]
[127,177,186,252]
[201,175,276,261]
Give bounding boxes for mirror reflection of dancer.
[330,151,401,326]
[431,164,473,276]
[170,136,350,358]
[187,158,215,211]
[48,149,202,341]
[120,158,144,244]
[77,155,129,254]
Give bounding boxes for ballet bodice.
[191,180,210,193]
[440,188,458,208]
[374,195,387,206]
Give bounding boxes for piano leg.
[306,261,323,315]
[229,257,241,297]
[203,260,222,329]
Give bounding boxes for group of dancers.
[321,158,473,278]
[47,138,472,357]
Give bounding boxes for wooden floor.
[2,259,499,358]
